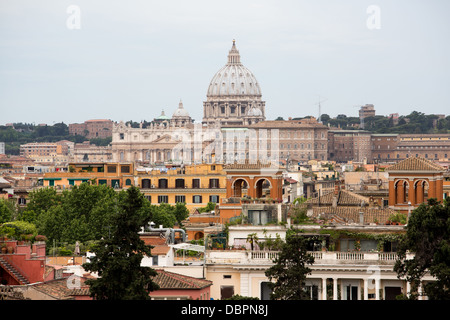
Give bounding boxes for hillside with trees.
[0,122,111,155]
[319,111,450,134]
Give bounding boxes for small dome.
[172,100,190,118]
[247,106,263,117]
[156,110,170,120]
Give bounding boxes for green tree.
[149,203,177,228]
[82,186,159,300]
[198,201,216,213]
[394,198,450,300]
[265,229,315,300]
[246,233,259,251]
[21,187,61,223]
[173,202,189,226]
[0,199,14,223]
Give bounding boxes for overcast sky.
[1,0,449,125]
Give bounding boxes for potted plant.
[34,235,48,242]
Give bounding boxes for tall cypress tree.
[265,229,315,300]
[83,186,159,300]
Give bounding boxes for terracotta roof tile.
[223,160,279,170]
[385,157,445,172]
[309,206,396,224]
[32,276,89,300]
[153,270,212,290]
[306,190,369,206]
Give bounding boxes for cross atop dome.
[227,39,241,65]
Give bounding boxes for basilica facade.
[111,40,328,164]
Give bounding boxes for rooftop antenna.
[315,96,328,123]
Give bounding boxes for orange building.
[386,157,445,213]
[42,162,134,189]
[218,161,283,222]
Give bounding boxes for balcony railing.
[206,250,410,265]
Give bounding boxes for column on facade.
[408,179,416,206]
[397,181,405,204]
[375,278,380,300]
[322,278,327,300]
[333,278,338,300]
[389,180,396,206]
[406,281,411,298]
[428,179,436,199]
[416,181,424,204]
[364,279,369,300]
[436,175,443,201]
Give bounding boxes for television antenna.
[315,96,328,123]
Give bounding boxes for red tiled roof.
[308,206,396,224]
[141,236,170,255]
[385,157,445,172]
[306,189,369,206]
[223,160,280,170]
[153,270,212,290]
[31,276,90,300]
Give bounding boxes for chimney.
[332,196,338,208]
[359,211,364,225]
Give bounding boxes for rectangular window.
[111,180,120,188]
[158,195,168,204]
[121,165,130,173]
[158,179,168,189]
[193,195,202,204]
[209,178,220,188]
[192,179,200,188]
[345,285,358,300]
[175,179,185,188]
[305,285,319,300]
[107,166,117,173]
[175,195,186,203]
[144,195,151,202]
[209,195,219,203]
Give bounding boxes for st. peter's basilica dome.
[206,40,262,98]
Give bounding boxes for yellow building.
[42,162,134,189]
[41,162,226,213]
[136,163,226,212]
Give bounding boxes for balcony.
[205,250,410,266]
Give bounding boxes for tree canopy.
[394,198,450,300]
[264,229,315,300]
[82,186,159,300]
[319,111,449,134]
[11,183,189,247]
